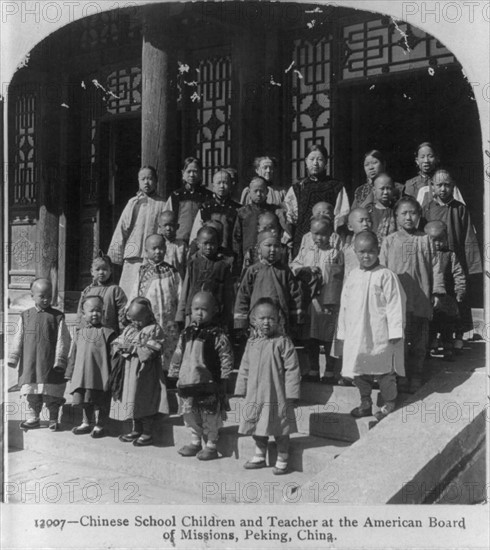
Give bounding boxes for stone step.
[10,426,318,504]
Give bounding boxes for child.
[190,169,241,254]
[107,166,167,296]
[76,253,127,335]
[176,226,234,329]
[235,298,300,474]
[169,292,234,460]
[366,173,397,244]
[112,298,167,446]
[423,169,481,350]
[380,197,444,393]
[165,157,213,242]
[338,231,406,421]
[65,296,115,438]
[296,201,342,252]
[8,278,71,431]
[128,234,181,368]
[404,142,464,207]
[233,176,277,273]
[290,217,344,381]
[424,221,467,360]
[241,211,283,275]
[240,156,286,206]
[158,210,188,280]
[343,208,373,282]
[234,230,303,331]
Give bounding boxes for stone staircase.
[7,374,400,504]
[6,309,485,505]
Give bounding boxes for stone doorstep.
[297,369,487,504]
[11,427,315,504]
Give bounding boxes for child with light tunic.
[338,232,406,421]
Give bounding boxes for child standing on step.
[380,197,444,393]
[158,210,188,280]
[76,253,127,335]
[235,298,301,474]
[112,298,167,447]
[169,292,234,461]
[338,232,406,421]
[65,296,116,438]
[8,278,71,431]
[290,217,344,382]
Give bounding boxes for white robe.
[337,264,406,378]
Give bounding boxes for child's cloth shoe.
[196,447,219,461]
[453,339,464,352]
[48,421,59,432]
[72,424,92,435]
[374,401,396,421]
[20,419,40,430]
[119,432,142,442]
[91,427,106,439]
[350,404,372,418]
[338,377,354,387]
[408,377,423,394]
[133,435,153,447]
[272,464,291,475]
[244,459,267,470]
[178,444,202,457]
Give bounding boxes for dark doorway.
[99,116,142,254]
[335,68,483,306]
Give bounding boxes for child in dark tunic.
[65,296,115,438]
[177,226,234,329]
[190,169,241,255]
[233,177,277,273]
[112,298,167,446]
[365,174,397,245]
[76,254,127,335]
[422,169,482,351]
[424,222,467,360]
[234,230,304,332]
[235,298,300,474]
[169,292,234,460]
[8,278,71,431]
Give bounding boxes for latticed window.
[341,17,456,79]
[12,92,37,206]
[106,66,142,114]
[289,35,332,182]
[194,55,232,186]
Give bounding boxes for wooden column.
[142,6,179,198]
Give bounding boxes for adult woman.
[352,150,403,208]
[107,166,166,297]
[284,144,350,256]
[405,142,464,207]
[240,156,286,207]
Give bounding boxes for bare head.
[30,278,52,310]
[348,208,373,234]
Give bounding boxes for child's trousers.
[253,435,289,463]
[353,373,397,405]
[184,408,222,445]
[26,394,64,422]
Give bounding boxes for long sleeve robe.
[338,265,406,378]
[235,333,300,436]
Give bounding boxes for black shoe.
[119,432,142,442]
[19,420,40,430]
[72,424,92,435]
[133,436,153,447]
[178,444,202,456]
[90,427,106,439]
[350,405,373,418]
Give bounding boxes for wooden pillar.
[231,27,266,187]
[142,6,179,198]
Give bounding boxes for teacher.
[284,144,350,256]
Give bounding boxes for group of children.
[8,143,482,475]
